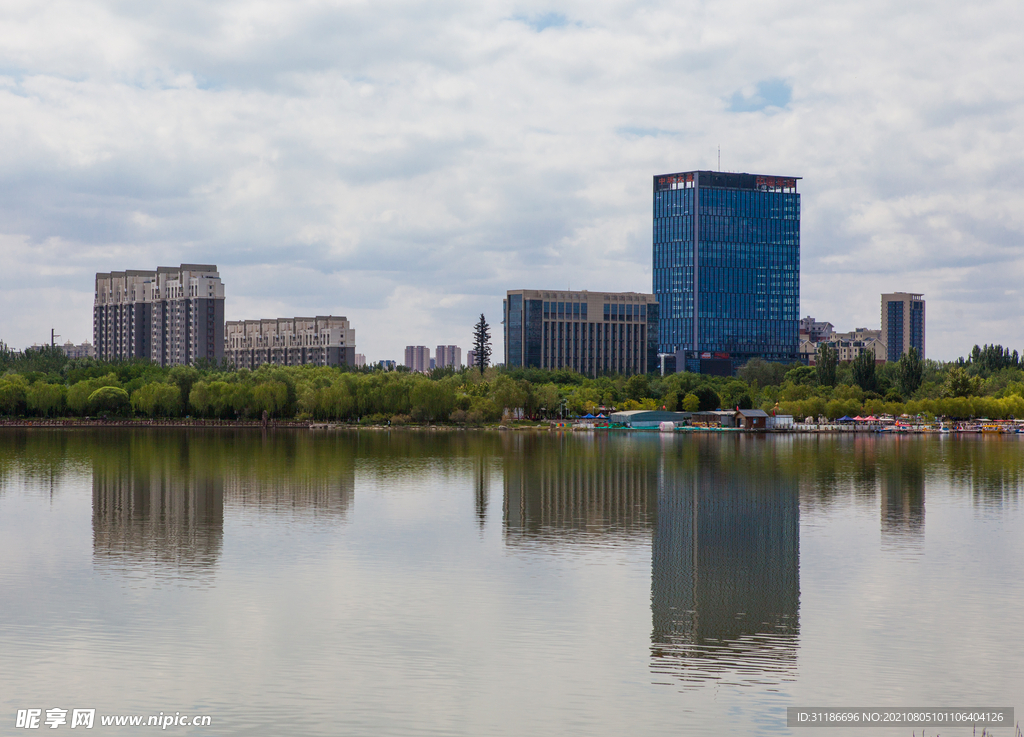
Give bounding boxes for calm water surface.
[0,429,1021,736]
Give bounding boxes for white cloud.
[1,0,1023,360]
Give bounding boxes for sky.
[1,0,1022,363]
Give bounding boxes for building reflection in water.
[651,442,800,687]
[91,431,355,578]
[92,443,224,577]
[502,434,657,547]
[880,442,925,546]
[501,434,799,687]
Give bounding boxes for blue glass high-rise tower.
[653,171,801,373]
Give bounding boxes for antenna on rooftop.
[718,146,721,171]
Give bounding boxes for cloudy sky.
[1,0,1022,362]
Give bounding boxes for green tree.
[252,381,289,417]
[625,374,651,400]
[784,365,816,386]
[491,375,528,417]
[67,374,121,414]
[410,379,456,422]
[473,314,492,374]
[27,383,65,417]
[131,383,181,417]
[851,350,877,392]
[895,347,924,398]
[0,375,29,415]
[681,393,700,412]
[170,365,200,413]
[695,386,721,411]
[88,386,131,415]
[942,366,981,398]
[738,358,790,388]
[816,343,838,387]
[534,383,561,418]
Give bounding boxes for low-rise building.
[736,408,769,429]
[504,289,659,376]
[609,410,692,428]
[833,327,882,342]
[225,316,355,369]
[799,316,834,342]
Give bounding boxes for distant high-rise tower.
[653,171,801,373]
[404,346,431,373]
[93,264,225,366]
[435,345,462,369]
[881,292,925,362]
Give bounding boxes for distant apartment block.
[30,341,95,359]
[94,265,225,366]
[435,345,462,369]
[798,316,834,343]
[466,350,477,369]
[225,316,355,369]
[504,289,659,376]
[404,346,431,373]
[354,354,367,368]
[803,326,887,365]
[881,293,925,361]
[834,327,882,342]
[62,341,95,360]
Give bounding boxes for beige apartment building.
[94,265,225,366]
[225,316,355,369]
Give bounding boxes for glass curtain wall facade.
[653,171,800,371]
[503,290,659,376]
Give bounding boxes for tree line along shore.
[2,343,1024,424]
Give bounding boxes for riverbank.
[4,418,1023,436]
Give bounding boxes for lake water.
[1,429,1021,736]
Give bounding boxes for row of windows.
[540,301,651,321]
[698,216,799,246]
[652,188,800,220]
[653,216,800,247]
[657,317,799,354]
[541,300,584,318]
[700,189,800,221]
[653,240,798,271]
[692,268,799,298]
